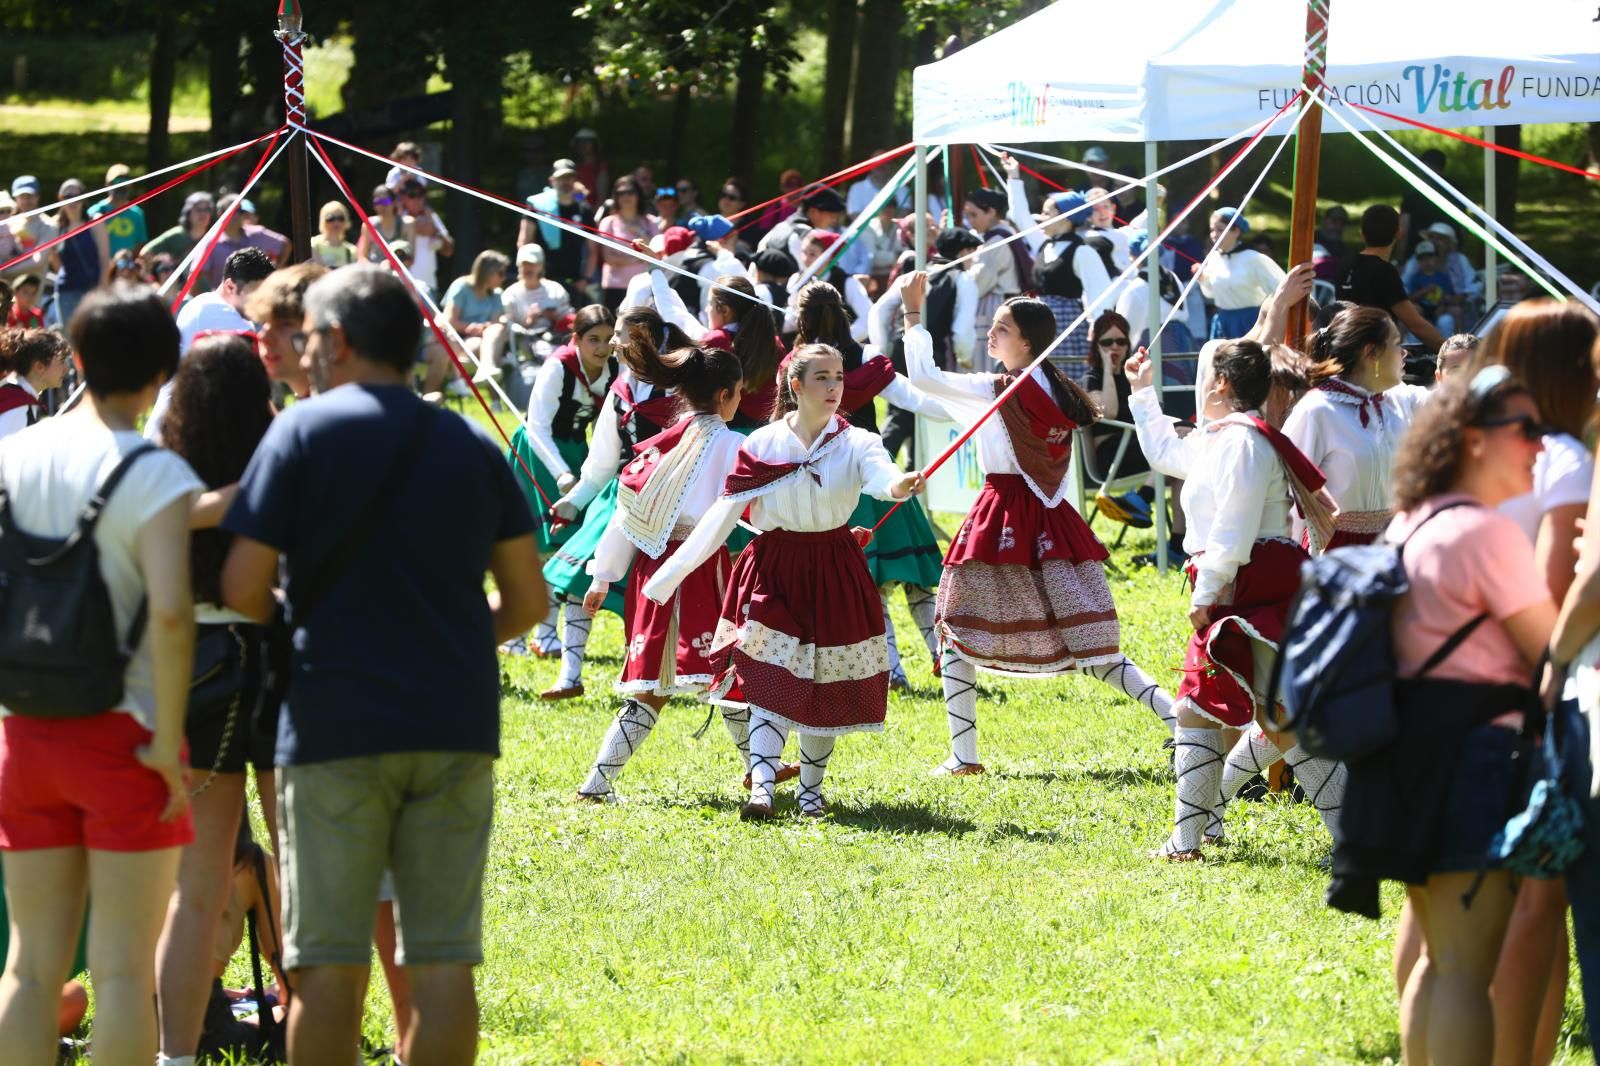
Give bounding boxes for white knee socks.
[882,590,907,687]
[532,592,561,656]
[905,584,940,660]
[1284,745,1346,837]
[1085,656,1176,735]
[720,704,752,772]
[1163,723,1225,855]
[747,711,789,808]
[558,596,591,689]
[797,733,836,815]
[1219,727,1284,807]
[936,644,981,773]
[576,699,659,797]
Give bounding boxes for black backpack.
[0,445,154,717]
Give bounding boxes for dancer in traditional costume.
[1127,341,1343,859]
[1195,208,1286,341]
[503,304,617,658]
[900,274,1176,776]
[545,307,694,700]
[574,346,755,801]
[642,344,926,819]
[649,270,784,430]
[792,280,949,689]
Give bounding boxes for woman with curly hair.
[151,331,278,1065]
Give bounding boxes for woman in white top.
[0,286,200,1064]
[1195,208,1286,341]
[1003,154,1110,382]
[902,275,1176,775]
[0,328,69,439]
[1284,305,1431,550]
[574,347,752,802]
[1128,339,1344,859]
[642,345,924,819]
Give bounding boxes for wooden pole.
[1284,0,1330,347]
[276,0,313,263]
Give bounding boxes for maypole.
[1284,0,1330,346]
[276,0,313,262]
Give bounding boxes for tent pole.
[1145,139,1167,576]
[1285,0,1330,345]
[1484,129,1498,307]
[915,145,929,271]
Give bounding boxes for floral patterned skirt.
[618,539,731,697]
[938,475,1120,675]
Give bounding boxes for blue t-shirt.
[1403,268,1454,312]
[222,384,534,766]
[442,277,504,325]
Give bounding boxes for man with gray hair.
[219,265,546,1065]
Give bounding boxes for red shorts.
[0,712,193,852]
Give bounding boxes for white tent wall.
[913,0,1600,145]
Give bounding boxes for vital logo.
[1008,81,1049,128]
[1402,63,1516,113]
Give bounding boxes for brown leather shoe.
[739,801,775,822]
[741,762,801,790]
[540,683,585,702]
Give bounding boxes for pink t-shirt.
[1387,495,1549,686]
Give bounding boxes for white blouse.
[1004,177,1113,312]
[587,416,746,584]
[1281,381,1431,517]
[0,375,39,442]
[1197,247,1286,311]
[642,417,905,604]
[523,354,615,481]
[903,323,1069,507]
[1130,386,1290,606]
[567,367,664,510]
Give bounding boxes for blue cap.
[1128,232,1149,258]
[687,213,735,242]
[10,175,38,197]
[1047,189,1091,223]
[1213,206,1250,235]
[238,197,257,215]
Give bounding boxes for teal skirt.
[850,494,943,588]
[544,478,627,616]
[508,426,589,555]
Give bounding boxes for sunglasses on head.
[1473,413,1550,442]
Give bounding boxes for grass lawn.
[302,521,1588,1065]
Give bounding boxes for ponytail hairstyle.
[773,342,844,421]
[794,281,854,347]
[0,327,68,379]
[1002,296,1101,426]
[648,346,742,414]
[613,305,697,384]
[1209,339,1273,412]
[569,303,616,346]
[707,275,779,397]
[1304,305,1396,385]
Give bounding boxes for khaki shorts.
[278,751,494,969]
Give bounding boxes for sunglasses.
[1473,413,1550,442]
[401,189,425,199]
[374,198,394,207]
[1097,336,1129,349]
[325,215,348,223]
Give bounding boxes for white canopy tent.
[908,0,1599,564]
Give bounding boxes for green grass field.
[310,525,1586,1065]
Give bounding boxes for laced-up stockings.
[936,644,981,773]
[1162,721,1225,856]
[1284,745,1346,837]
[797,734,836,815]
[746,712,788,809]
[904,584,940,660]
[576,699,659,798]
[719,703,752,772]
[531,591,561,656]
[557,596,591,689]
[882,591,908,687]
[1084,656,1177,735]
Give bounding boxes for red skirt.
[619,540,731,697]
[1178,538,1307,727]
[937,475,1120,675]
[709,526,888,734]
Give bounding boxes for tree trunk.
[1585,122,1600,174]
[1493,125,1521,236]
[820,0,856,173]
[729,45,767,187]
[147,9,177,171]
[445,86,484,276]
[207,23,243,150]
[665,83,692,180]
[847,0,904,164]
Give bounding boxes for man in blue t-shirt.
[220,265,545,1062]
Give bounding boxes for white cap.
[516,243,545,265]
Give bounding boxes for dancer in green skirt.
[504,305,617,659]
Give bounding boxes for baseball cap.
[650,226,697,258]
[1083,146,1111,166]
[10,176,39,197]
[686,214,735,242]
[1414,240,1437,256]
[551,158,578,179]
[57,178,85,199]
[516,243,546,266]
[105,163,132,185]
[1425,221,1456,242]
